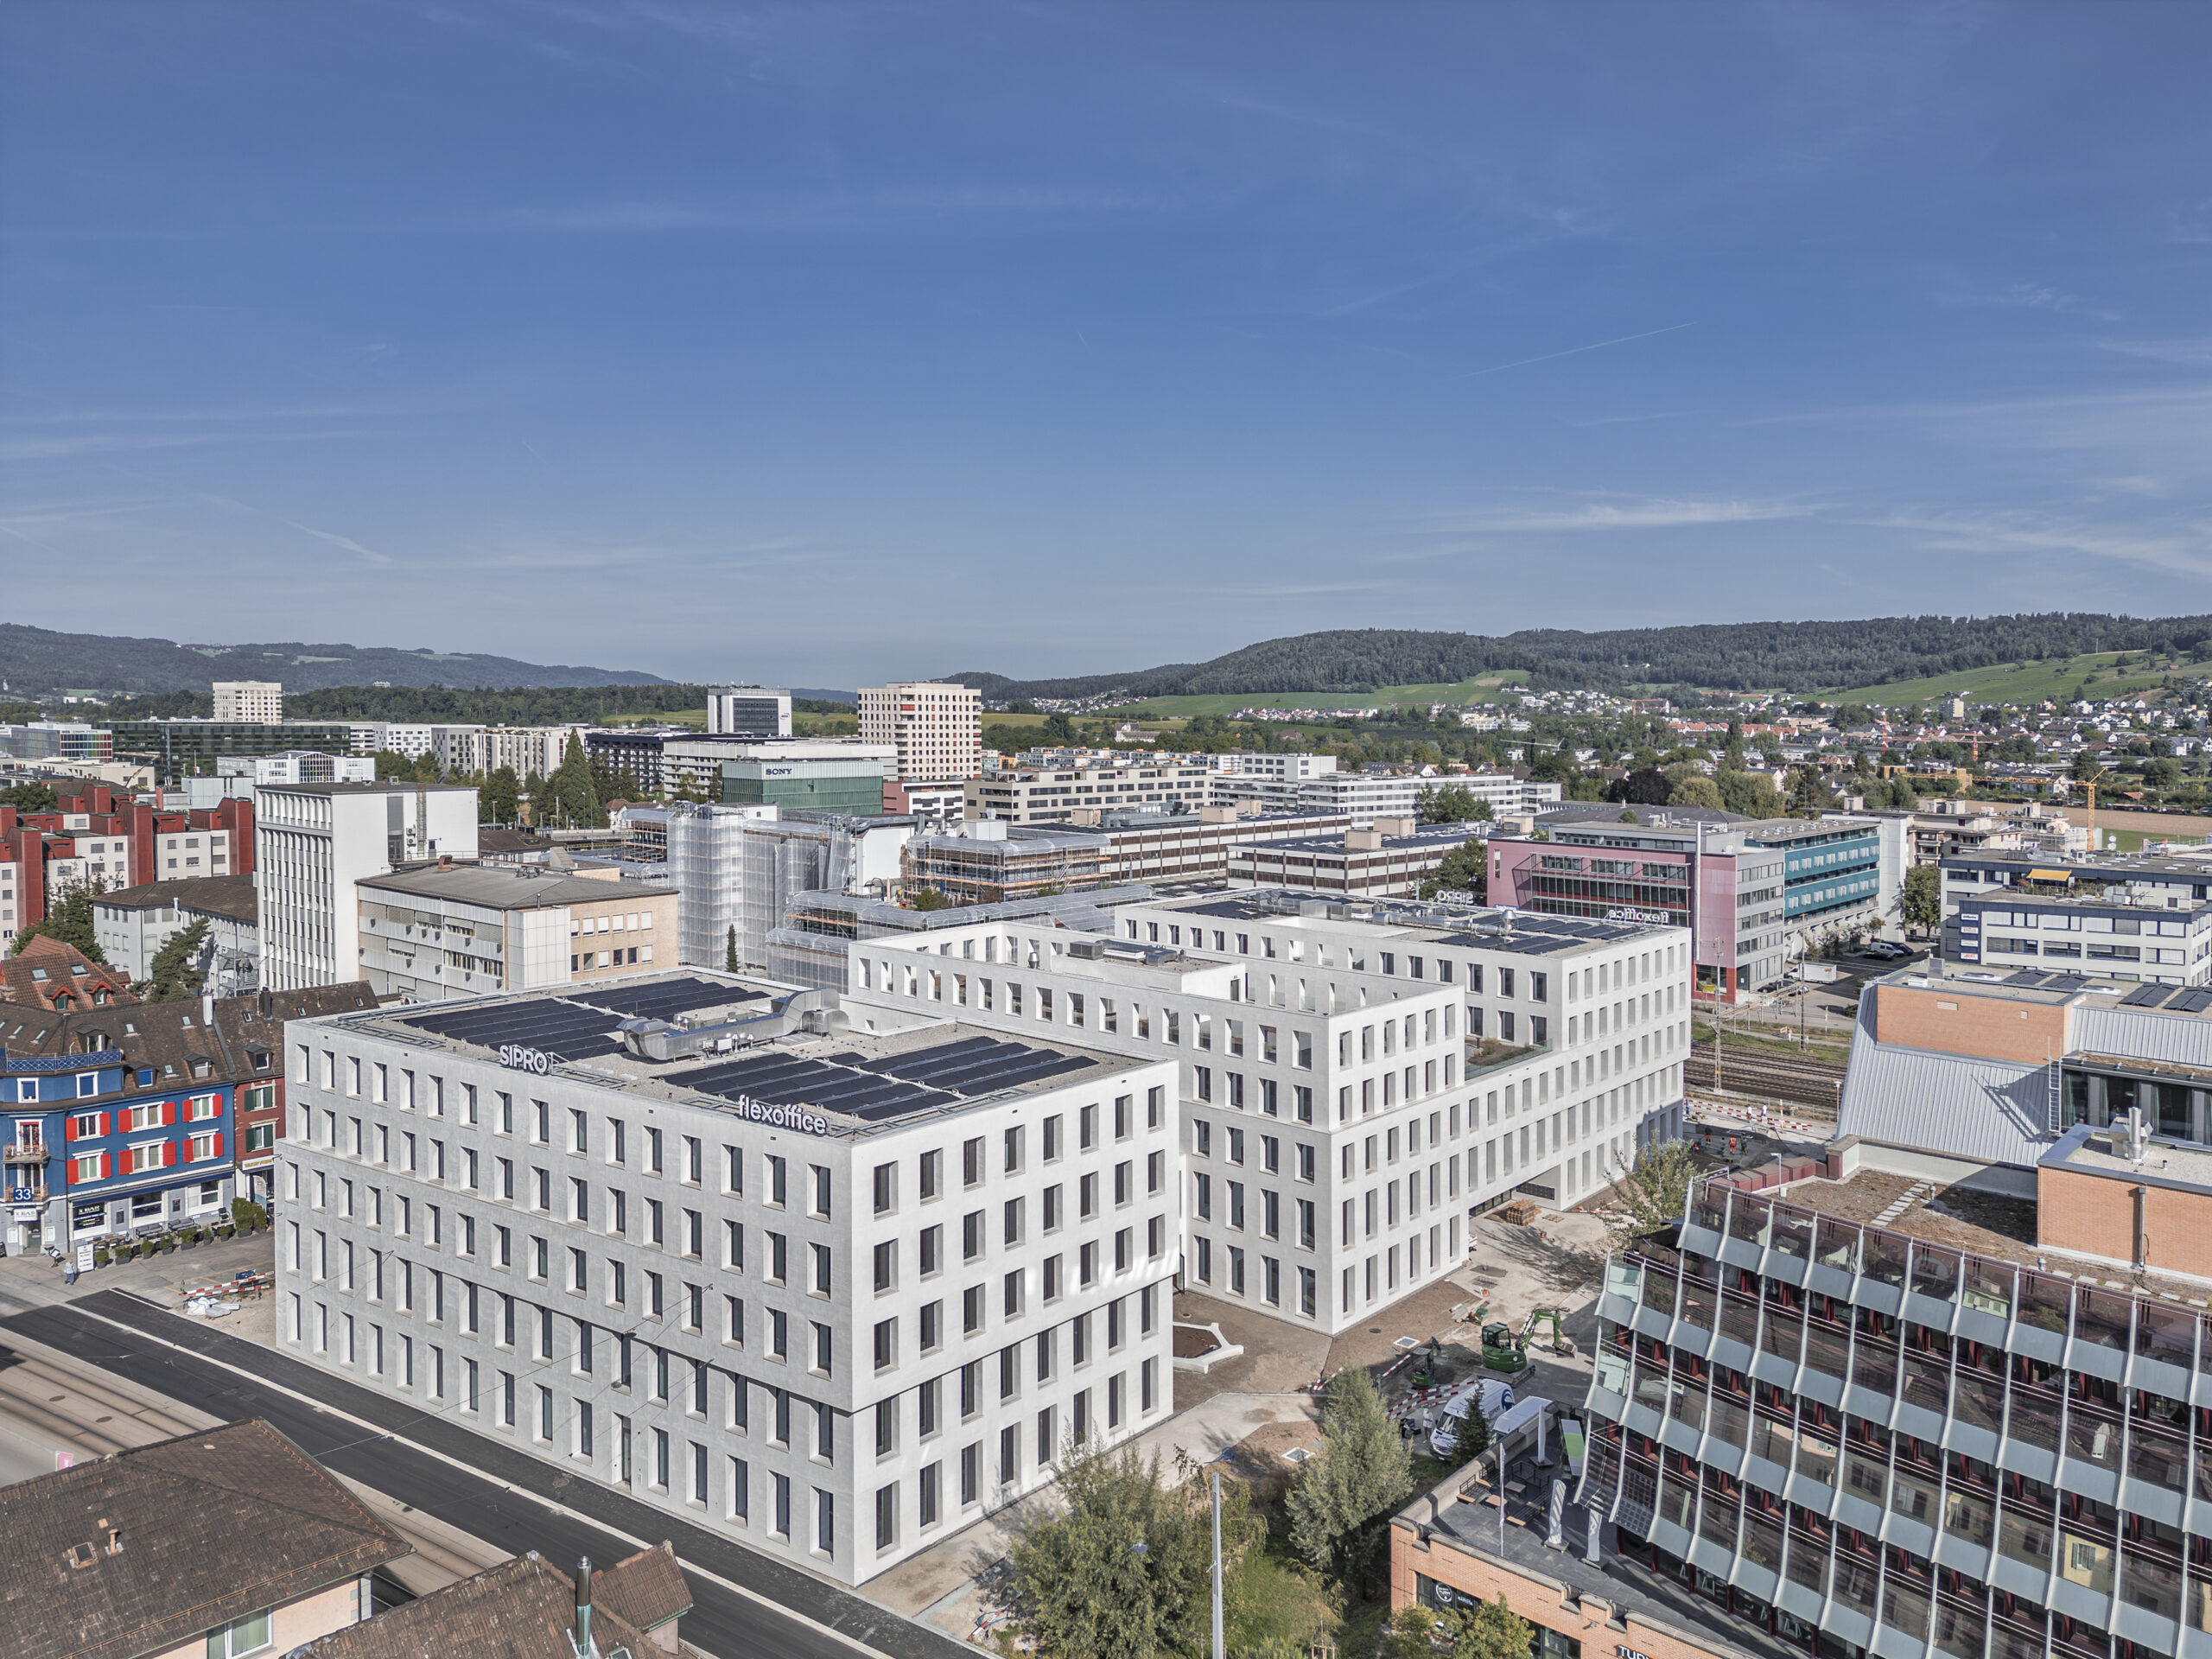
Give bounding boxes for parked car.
[1859,940,1911,960]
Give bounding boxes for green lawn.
[1823,651,2185,708]
[1114,674,1530,720]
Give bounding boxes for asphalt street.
[0,1289,969,1659]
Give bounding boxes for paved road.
[1,1290,968,1659]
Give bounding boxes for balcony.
[3,1142,52,1165]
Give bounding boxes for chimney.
[438,854,453,871]
[102,1521,122,1556]
[575,1555,594,1655]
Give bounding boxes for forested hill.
[953,614,2212,700]
[0,624,671,695]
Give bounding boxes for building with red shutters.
[0,781,254,949]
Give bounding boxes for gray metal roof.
[1836,1019,2050,1168]
[358,863,670,910]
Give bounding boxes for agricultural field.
[1825,650,2189,708]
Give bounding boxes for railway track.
[1686,1049,1847,1112]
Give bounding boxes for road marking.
[54,1299,894,1659]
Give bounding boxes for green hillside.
[1826,651,2184,707]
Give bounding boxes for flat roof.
[1959,888,2212,916]
[1404,1459,1790,1659]
[333,970,1143,1135]
[1229,823,1480,857]
[257,780,475,795]
[1945,849,2212,878]
[1144,891,1675,955]
[358,863,671,910]
[1879,964,2212,1016]
[1725,1166,2212,1303]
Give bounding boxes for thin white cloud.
[494,184,1175,235]
[2098,338,2212,368]
[1866,508,2212,581]
[283,520,393,567]
[1423,496,1810,534]
[1930,270,2122,321]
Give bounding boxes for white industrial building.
[276,971,1179,1583]
[219,750,376,786]
[664,804,910,972]
[707,689,795,739]
[357,861,678,1003]
[256,782,480,991]
[842,892,1691,1335]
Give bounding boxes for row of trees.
[371,734,652,828]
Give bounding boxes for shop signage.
[498,1046,556,1075]
[728,1094,830,1136]
[1605,907,1673,926]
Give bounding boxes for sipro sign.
[728,1094,831,1136]
[499,1046,556,1075]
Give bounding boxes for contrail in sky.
[1467,321,1696,378]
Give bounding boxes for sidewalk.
[0,1231,276,1341]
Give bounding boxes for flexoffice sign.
[729,1094,830,1136]
[498,1046,556,1075]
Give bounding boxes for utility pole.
[1210,1471,1224,1659]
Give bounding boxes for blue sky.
[4,1,2210,690]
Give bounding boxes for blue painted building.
[3,1038,238,1254]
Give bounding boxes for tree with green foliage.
[1417,837,1487,905]
[725,926,740,972]
[1287,1367,1414,1595]
[1603,1139,1700,1252]
[909,887,954,912]
[1008,1445,1249,1659]
[551,734,602,828]
[144,916,212,1001]
[1416,785,1492,825]
[1667,774,1724,810]
[0,781,59,813]
[1902,864,1942,936]
[1715,770,1787,818]
[1609,766,1671,805]
[371,749,415,781]
[10,881,108,963]
[482,766,521,824]
[1382,1596,1534,1659]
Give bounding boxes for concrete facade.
[256,783,480,992]
[843,893,1692,1337]
[276,972,1179,1584]
[858,683,982,785]
[356,862,678,1003]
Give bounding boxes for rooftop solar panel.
[575,977,766,1021]
[2120,984,2177,1008]
[2169,988,2212,1014]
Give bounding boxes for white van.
[1428,1378,1515,1461]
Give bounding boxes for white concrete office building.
[213,681,284,723]
[858,683,982,785]
[707,689,794,739]
[276,970,1178,1583]
[257,782,480,991]
[841,893,1691,1337]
